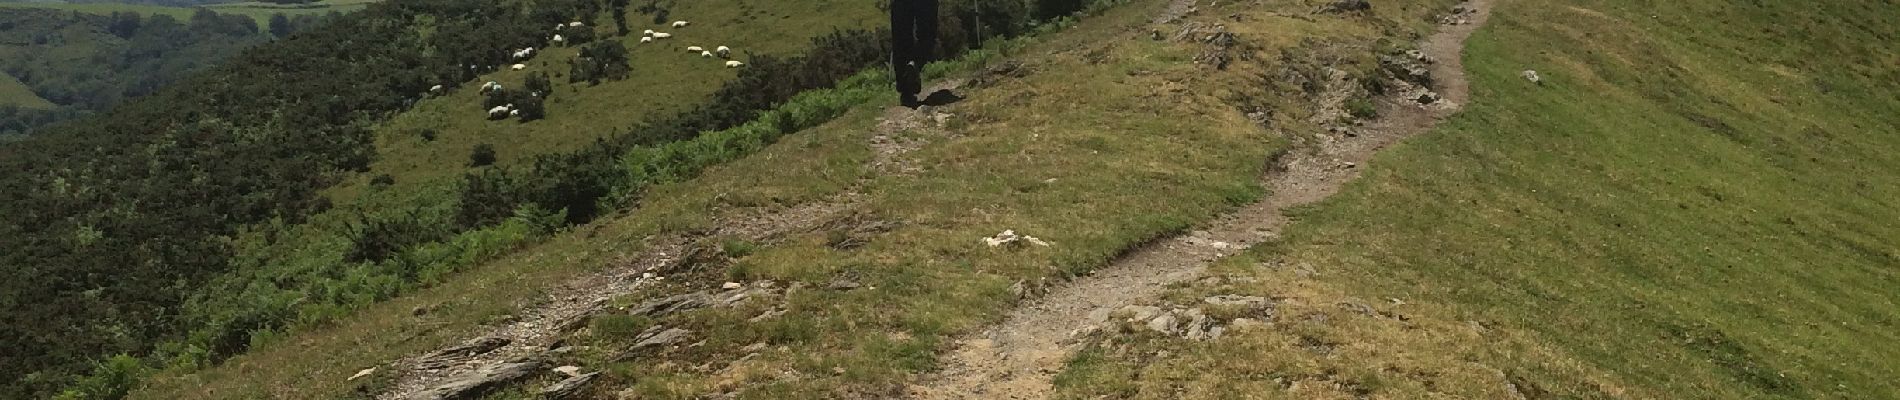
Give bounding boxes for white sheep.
[429,84,445,93]
[568,21,584,27]
[652,32,672,39]
[640,36,654,43]
[715,46,731,58]
[643,29,655,36]
[511,63,527,71]
[686,46,704,52]
[555,23,565,31]
[488,105,511,118]
[701,50,714,58]
[671,20,690,28]
[552,34,565,44]
[479,81,502,94]
[725,60,745,68]
[509,109,521,117]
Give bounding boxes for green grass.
[322,0,885,205]
[1054,0,1900,398]
[130,0,1312,397]
[0,71,55,109]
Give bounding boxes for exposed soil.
[378,201,852,399]
[377,79,972,399]
[908,0,1495,398]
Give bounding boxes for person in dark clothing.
[890,0,939,108]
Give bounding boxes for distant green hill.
[0,6,331,134]
[0,71,52,109]
[0,0,372,25]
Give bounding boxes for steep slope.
[130,0,1497,398]
[78,0,1900,399]
[1054,0,1900,398]
[0,1,606,396]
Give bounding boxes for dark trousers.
[891,0,939,98]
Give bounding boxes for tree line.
[0,8,328,136]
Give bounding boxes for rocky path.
[908,0,1496,398]
[375,80,968,399]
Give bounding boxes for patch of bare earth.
[376,201,853,400]
[907,0,1494,398]
[373,76,980,399]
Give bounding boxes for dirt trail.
[909,0,1495,398]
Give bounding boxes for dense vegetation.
[0,8,327,135]
[0,0,604,396]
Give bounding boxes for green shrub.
[469,144,498,167]
[1346,97,1378,119]
[54,355,146,400]
[590,314,654,339]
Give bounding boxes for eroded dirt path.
[376,81,970,399]
[909,1,1495,398]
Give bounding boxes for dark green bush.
[469,144,498,167]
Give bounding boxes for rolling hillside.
[0,0,373,24]
[0,4,329,134]
[6,0,1896,398]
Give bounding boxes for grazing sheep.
[552,34,565,44]
[640,36,654,43]
[643,29,655,36]
[701,50,714,58]
[511,63,527,70]
[555,23,565,30]
[509,109,521,117]
[715,46,731,58]
[672,20,690,27]
[725,60,745,68]
[480,81,502,94]
[488,105,511,119]
[686,46,704,52]
[569,21,584,27]
[429,84,445,93]
[652,32,672,38]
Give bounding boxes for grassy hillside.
[328,0,887,204]
[0,71,53,109]
[1055,0,1900,398]
[131,0,1473,397]
[0,5,315,134]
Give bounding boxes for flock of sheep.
[453,18,747,120]
[640,20,746,68]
